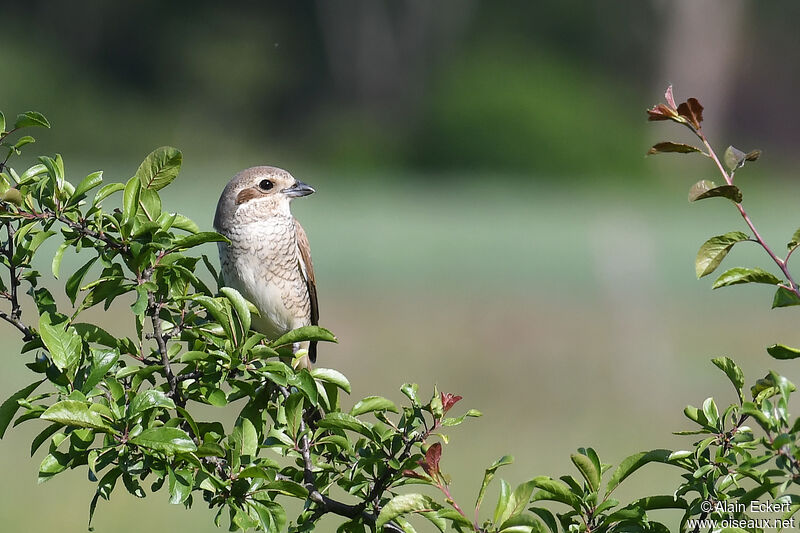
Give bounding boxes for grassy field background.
[1,162,799,531]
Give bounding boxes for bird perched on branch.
[213,166,318,368]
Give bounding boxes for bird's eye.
[258,179,273,191]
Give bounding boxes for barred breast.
[217,215,311,340]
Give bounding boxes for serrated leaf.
[712,267,782,289]
[530,477,580,509]
[129,427,196,454]
[92,182,125,206]
[39,318,82,375]
[350,396,399,417]
[647,142,702,155]
[712,357,745,401]
[82,349,119,393]
[766,344,800,360]
[316,412,373,437]
[376,494,438,529]
[310,367,351,393]
[135,146,182,191]
[122,176,141,229]
[570,452,600,492]
[129,389,175,418]
[695,232,750,278]
[169,231,228,251]
[67,171,103,206]
[605,450,671,496]
[41,400,112,431]
[14,111,50,129]
[688,180,742,203]
[0,380,44,438]
[269,325,337,348]
[221,287,251,337]
[169,214,199,233]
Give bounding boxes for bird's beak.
[282,180,315,198]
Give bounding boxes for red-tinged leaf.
[665,85,677,108]
[677,98,704,129]
[647,142,702,155]
[421,442,442,478]
[647,103,679,121]
[441,392,462,414]
[402,469,427,480]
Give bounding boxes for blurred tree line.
[2,0,798,179]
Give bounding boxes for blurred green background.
[2,1,800,531]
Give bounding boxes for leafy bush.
[0,91,798,533]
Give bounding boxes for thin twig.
[697,132,800,296]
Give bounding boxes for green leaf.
[256,480,309,499]
[0,111,4,133]
[476,455,514,510]
[317,412,373,438]
[530,477,581,509]
[137,187,162,221]
[310,367,351,393]
[238,416,258,456]
[767,344,800,360]
[712,267,782,289]
[39,318,82,375]
[688,180,742,203]
[493,479,512,525]
[169,213,200,233]
[67,171,103,206]
[51,242,68,279]
[221,287,251,337]
[647,142,702,155]
[249,500,286,533]
[772,286,800,308]
[129,389,175,418]
[13,136,35,150]
[570,452,600,492]
[122,176,141,229]
[695,232,750,278]
[168,465,192,505]
[129,427,196,454]
[41,400,112,431]
[605,450,671,496]
[83,349,119,393]
[135,146,182,191]
[724,145,747,172]
[0,380,44,438]
[712,357,745,401]
[269,325,337,348]
[169,231,229,251]
[499,480,538,526]
[131,285,148,315]
[92,182,125,206]
[191,295,232,339]
[14,111,50,129]
[350,396,399,417]
[65,256,98,305]
[376,494,438,529]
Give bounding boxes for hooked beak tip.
[282,180,315,198]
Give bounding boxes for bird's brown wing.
[295,219,319,362]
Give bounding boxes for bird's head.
[214,166,314,230]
